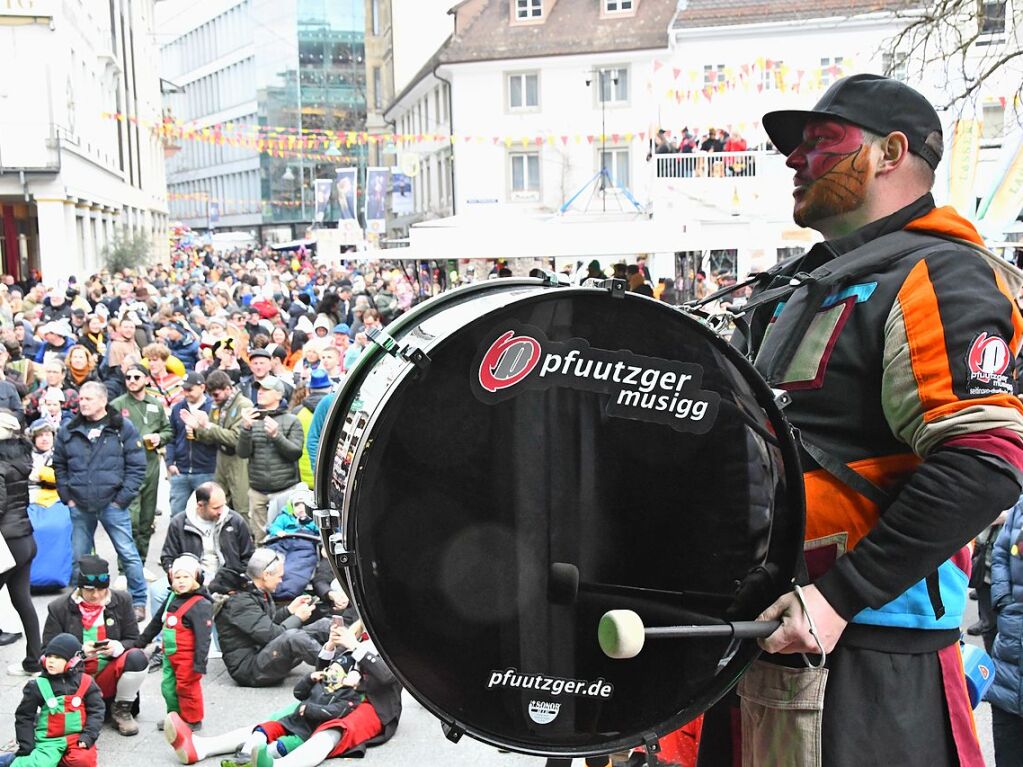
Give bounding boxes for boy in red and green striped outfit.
[140,555,213,731]
[0,633,104,767]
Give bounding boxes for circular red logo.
[478,331,541,393]
[968,333,1011,377]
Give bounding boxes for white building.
[387,0,1022,281]
[0,0,168,285]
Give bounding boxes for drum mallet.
[598,609,781,659]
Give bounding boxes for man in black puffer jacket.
[0,409,40,676]
[53,382,148,617]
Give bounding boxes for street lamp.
[585,68,618,212]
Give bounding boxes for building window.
[508,72,539,110]
[510,152,540,200]
[881,52,908,82]
[982,103,1005,143]
[980,1,1006,35]
[599,147,630,187]
[604,0,633,11]
[371,0,381,35]
[761,61,782,91]
[515,0,543,20]
[373,67,382,110]
[704,64,725,87]
[820,57,844,88]
[597,67,628,104]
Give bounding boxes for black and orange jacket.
[745,194,1023,650]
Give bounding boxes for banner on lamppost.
[334,168,358,221]
[978,134,1023,238]
[391,166,413,216]
[334,167,361,244]
[313,179,333,224]
[947,120,981,219]
[365,167,389,234]
[207,200,220,228]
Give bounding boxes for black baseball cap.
[763,74,943,169]
[183,371,205,389]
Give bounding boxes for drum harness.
[683,231,957,657]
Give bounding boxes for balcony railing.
[654,150,774,179]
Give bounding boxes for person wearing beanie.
[213,547,330,688]
[0,632,104,767]
[26,419,58,507]
[42,555,149,737]
[139,554,212,732]
[289,369,332,490]
[0,408,41,677]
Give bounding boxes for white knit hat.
[171,554,201,577]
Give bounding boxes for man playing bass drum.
[698,75,1023,767]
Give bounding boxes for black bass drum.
[314,276,803,758]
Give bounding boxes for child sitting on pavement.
[0,633,105,767]
[140,555,213,732]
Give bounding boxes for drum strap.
[751,232,949,385]
[795,428,945,621]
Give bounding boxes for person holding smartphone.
[41,555,149,737]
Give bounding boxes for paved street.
[0,481,998,764]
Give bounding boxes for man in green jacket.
[193,370,253,525]
[111,362,172,562]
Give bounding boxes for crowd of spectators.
[0,245,663,766]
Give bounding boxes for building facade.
[0,0,168,285]
[387,0,1021,276]
[159,0,367,241]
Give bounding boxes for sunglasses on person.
[125,374,147,381]
[80,574,110,587]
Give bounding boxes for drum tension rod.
[368,327,398,355]
[643,732,662,766]
[528,268,568,287]
[771,388,792,410]
[583,277,627,297]
[441,721,465,744]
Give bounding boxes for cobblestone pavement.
[0,478,997,765]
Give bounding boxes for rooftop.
[672,0,919,29]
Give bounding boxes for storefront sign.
[0,0,53,18]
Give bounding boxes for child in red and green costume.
[139,554,212,729]
[0,633,104,767]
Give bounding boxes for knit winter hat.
[45,633,83,660]
[171,554,202,577]
[78,554,111,588]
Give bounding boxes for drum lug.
[643,731,661,765]
[368,327,398,355]
[329,534,354,569]
[771,388,792,410]
[441,721,465,743]
[584,277,627,298]
[399,345,431,371]
[528,268,568,287]
[313,508,340,533]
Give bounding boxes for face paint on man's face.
[787,119,874,228]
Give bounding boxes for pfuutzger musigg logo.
[472,323,720,433]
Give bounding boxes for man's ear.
[876,131,911,175]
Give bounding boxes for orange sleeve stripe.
[922,395,1023,424]
[994,270,1023,354]
[899,259,956,414]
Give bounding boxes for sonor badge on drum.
[314,274,804,758]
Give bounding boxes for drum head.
[324,286,802,756]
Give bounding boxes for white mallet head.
[598,609,646,659]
